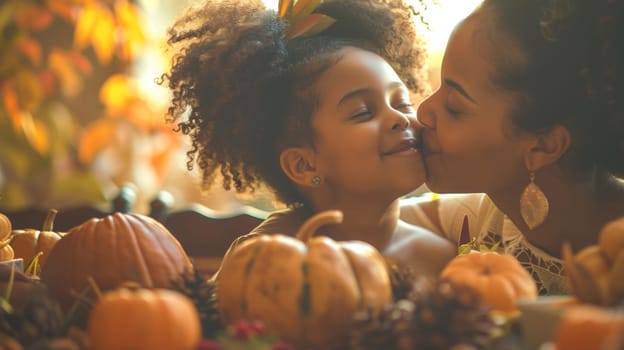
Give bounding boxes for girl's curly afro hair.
[160,0,430,206]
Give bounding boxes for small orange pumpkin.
[440,251,538,314]
[554,304,624,350]
[40,212,192,308]
[10,209,63,270]
[217,210,392,348]
[88,284,201,350]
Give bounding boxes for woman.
[161,0,455,277]
[402,0,624,294]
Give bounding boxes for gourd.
[40,212,192,308]
[0,212,14,261]
[88,284,201,350]
[10,209,63,269]
[563,216,624,306]
[217,210,392,348]
[440,250,538,314]
[0,212,11,241]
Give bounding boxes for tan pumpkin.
[440,250,538,314]
[88,284,201,350]
[217,210,392,348]
[0,239,14,261]
[10,209,63,270]
[40,212,192,308]
[0,212,11,241]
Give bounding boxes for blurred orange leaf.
[2,83,23,130]
[65,51,93,75]
[99,74,134,112]
[73,3,99,50]
[45,0,76,21]
[91,5,116,64]
[78,118,117,164]
[16,37,42,66]
[48,49,83,97]
[38,70,58,97]
[21,113,50,155]
[14,4,53,31]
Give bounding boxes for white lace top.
[400,193,568,296]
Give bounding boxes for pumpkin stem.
[295,210,343,242]
[42,209,58,232]
[88,276,103,300]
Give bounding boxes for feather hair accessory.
[278,0,336,40]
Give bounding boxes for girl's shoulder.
[386,220,457,276]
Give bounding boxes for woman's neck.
[489,171,624,258]
[310,197,400,252]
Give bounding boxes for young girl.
[403,0,624,295]
[161,0,455,277]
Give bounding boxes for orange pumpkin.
[10,209,63,270]
[40,212,192,308]
[440,251,538,314]
[554,304,624,350]
[217,210,392,348]
[88,285,201,350]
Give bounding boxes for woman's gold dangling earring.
[520,172,549,230]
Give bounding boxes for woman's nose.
[417,95,436,129]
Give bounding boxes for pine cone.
[171,268,224,338]
[348,278,496,350]
[3,285,66,347]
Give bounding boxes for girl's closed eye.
[395,101,415,113]
[350,107,374,120]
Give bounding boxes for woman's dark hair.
[474,0,624,178]
[159,0,429,206]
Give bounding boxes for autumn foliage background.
[0,0,201,213]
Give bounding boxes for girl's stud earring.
[311,176,322,185]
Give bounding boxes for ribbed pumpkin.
[10,209,63,270]
[440,250,538,314]
[40,212,192,308]
[217,210,392,348]
[88,284,201,350]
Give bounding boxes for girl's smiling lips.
[383,138,421,156]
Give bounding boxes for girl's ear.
[280,147,318,186]
[524,125,571,171]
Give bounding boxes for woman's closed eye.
[445,105,461,116]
